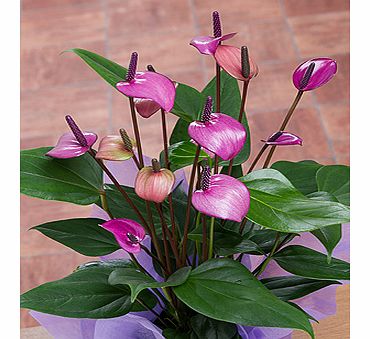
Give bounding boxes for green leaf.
[220,164,243,178]
[171,83,205,122]
[173,259,314,338]
[261,276,341,301]
[202,71,251,165]
[161,141,211,171]
[307,191,342,263]
[316,165,350,206]
[239,169,350,232]
[20,261,156,318]
[217,236,263,256]
[21,147,103,205]
[31,218,120,256]
[109,266,191,302]
[271,160,323,195]
[190,314,238,339]
[170,118,191,145]
[163,328,191,339]
[274,245,350,280]
[67,48,127,88]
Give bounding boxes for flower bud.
[264,131,303,146]
[134,159,175,203]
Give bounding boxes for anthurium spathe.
[192,165,250,222]
[190,11,237,55]
[101,218,145,254]
[188,96,246,161]
[293,57,337,91]
[116,52,176,113]
[46,115,97,159]
[215,45,258,81]
[134,159,175,203]
[96,129,136,161]
[264,131,303,146]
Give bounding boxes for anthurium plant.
[20,11,349,339]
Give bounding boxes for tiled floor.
[20,0,350,336]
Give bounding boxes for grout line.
[187,0,208,86]
[278,0,301,59]
[101,0,113,133]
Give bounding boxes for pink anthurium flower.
[46,115,97,159]
[135,159,175,203]
[293,57,337,91]
[116,52,176,113]
[190,11,236,55]
[188,96,246,161]
[101,218,145,254]
[263,131,303,146]
[215,45,258,81]
[96,129,136,161]
[192,165,250,222]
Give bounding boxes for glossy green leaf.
[202,71,251,165]
[21,147,103,205]
[217,236,263,256]
[261,276,341,301]
[161,141,211,171]
[170,118,191,145]
[316,165,350,206]
[271,160,323,195]
[171,83,205,122]
[239,169,350,232]
[67,48,127,88]
[190,314,238,339]
[274,245,350,280]
[173,259,314,338]
[220,164,243,178]
[31,218,119,256]
[20,261,156,318]
[109,266,191,302]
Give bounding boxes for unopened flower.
[192,165,250,222]
[215,45,258,81]
[101,218,145,254]
[96,129,136,161]
[263,131,303,146]
[116,52,176,113]
[46,115,97,159]
[135,159,175,203]
[188,96,246,161]
[293,57,337,91]
[190,11,237,55]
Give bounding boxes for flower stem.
[128,97,144,167]
[262,90,304,168]
[202,214,208,262]
[227,80,250,175]
[181,145,201,265]
[254,232,280,277]
[160,108,178,243]
[246,144,269,173]
[140,244,166,271]
[99,190,113,219]
[208,217,216,259]
[214,61,221,174]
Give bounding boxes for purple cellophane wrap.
[30,158,349,339]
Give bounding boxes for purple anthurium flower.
[96,129,136,161]
[101,218,145,254]
[192,165,250,222]
[46,115,97,159]
[215,45,259,81]
[190,11,237,55]
[188,96,246,161]
[263,131,303,146]
[116,52,176,113]
[135,159,175,203]
[293,57,337,91]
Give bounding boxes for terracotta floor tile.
[106,0,193,38]
[193,0,283,31]
[21,252,94,327]
[283,0,349,17]
[108,28,199,75]
[21,83,109,139]
[22,0,99,11]
[21,4,105,49]
[21,41,106,91]
[315,54,349,104]
[288,11,349,58]
[332,139,350,165]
